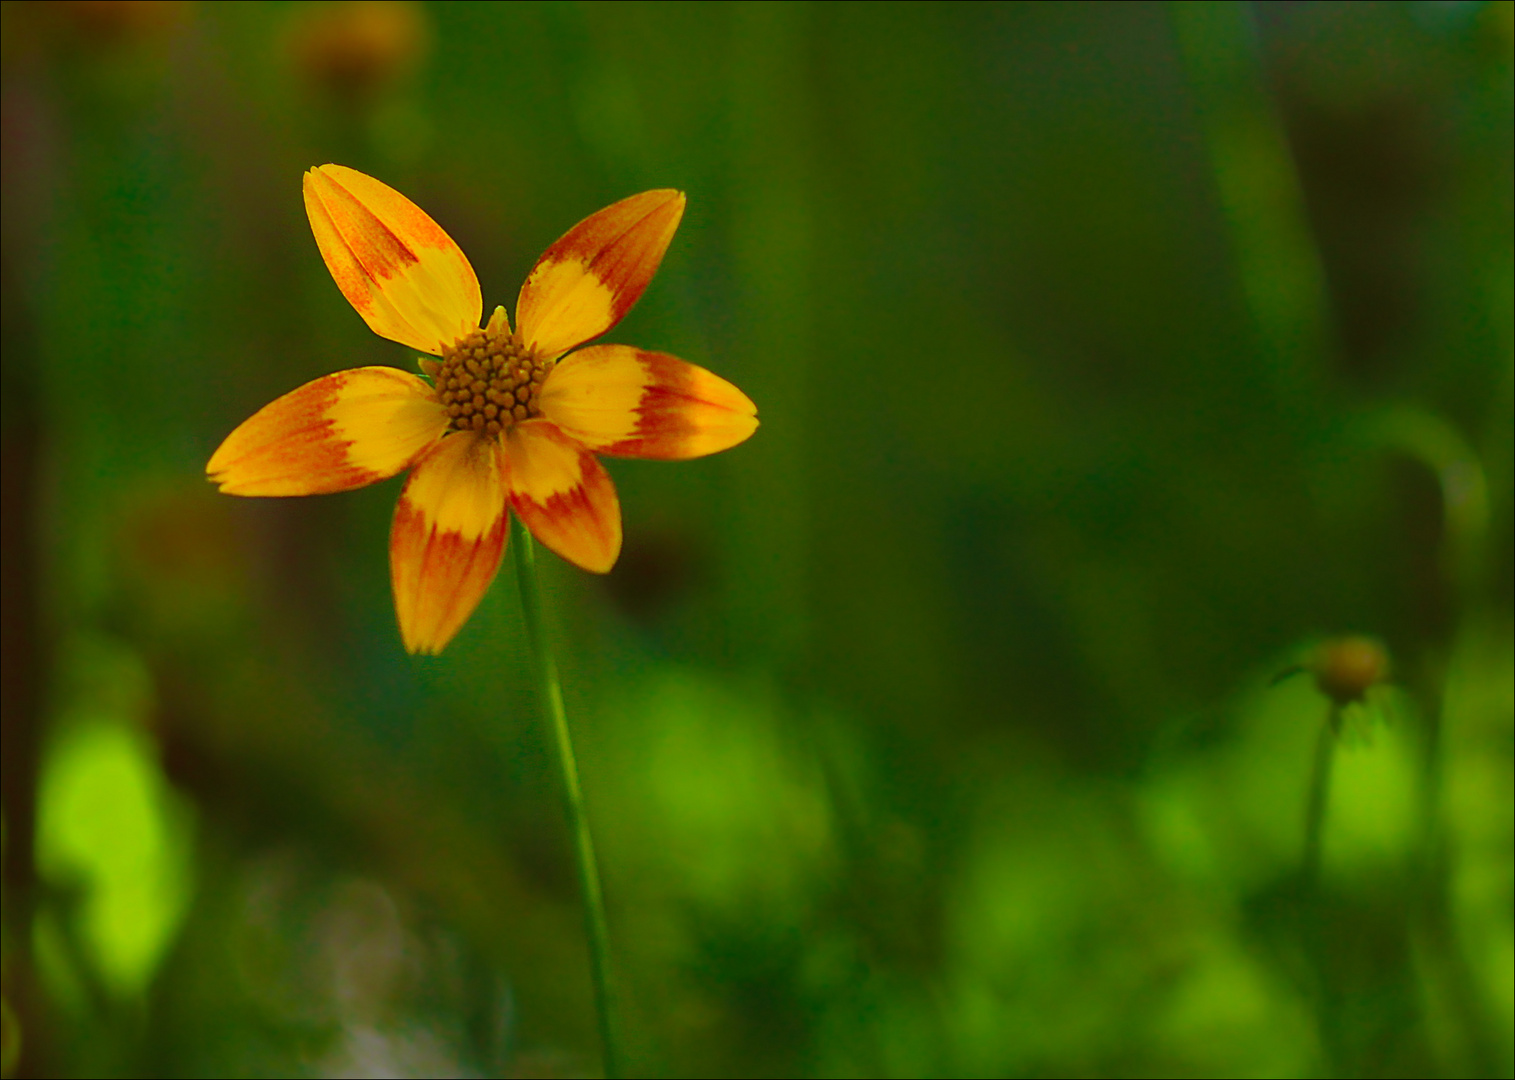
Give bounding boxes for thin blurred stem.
[1169,0,1331,402]
[1300,706,1339,888]
[1299,705,1344,1078]
[511,518,622,1079]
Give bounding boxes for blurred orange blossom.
[208,166,757,653]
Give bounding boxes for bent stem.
[511,517,622,1078]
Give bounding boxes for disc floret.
[428,324,555,436]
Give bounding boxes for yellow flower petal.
[515,189,685,359]
[304,164,482,354]
[538,345,758,460]
[505,420,622,573]
[390,432,509,654]
[207,367,448,496]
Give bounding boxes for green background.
[1,2,1510,1077]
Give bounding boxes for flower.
[1309,636,1390,708]
[207,165,757,654]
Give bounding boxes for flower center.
[431,325,554,436]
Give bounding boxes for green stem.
[1300,706,1339,889]
[1299,705,1344,1078]
[511,518,622,1078]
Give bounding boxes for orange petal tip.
[390,432,510,653]
[304,165,482,354]
[207,367,447,496]
[538,346,757,460]
[516,189,688,359]
[505,421,622,573]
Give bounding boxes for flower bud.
[1310,636,1390,707]
[286,1,429,104]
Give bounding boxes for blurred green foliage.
[34,707,194,1001]
[1,1,1511,1077]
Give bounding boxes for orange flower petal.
[538,345,758,460]
[304,164,482,354]
[515,190,686,359]
[505,420,622,573]
[390,432,509,654]
[207,367,448,496]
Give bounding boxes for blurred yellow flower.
[208,166,756,653]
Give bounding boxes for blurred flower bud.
[286,1,429,105]
[46,1,188,43]
[14,0,190,53]
[1310,635,1390,707]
